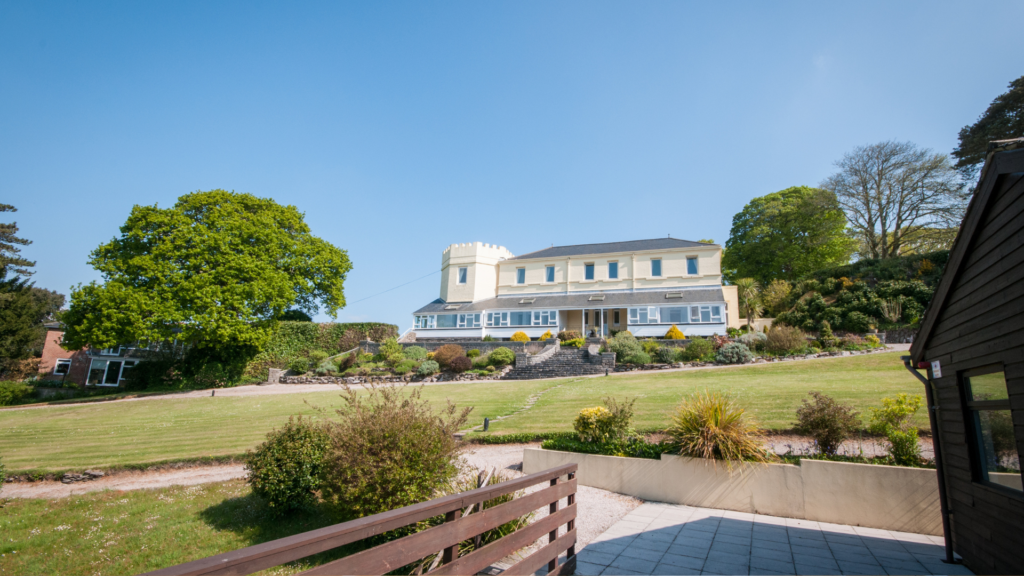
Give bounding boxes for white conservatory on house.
[410,238,740,340]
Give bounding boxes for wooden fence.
[142,464,578,576]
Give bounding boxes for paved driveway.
[575,503,973,576]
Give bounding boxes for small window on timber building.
[962,366,1021,494]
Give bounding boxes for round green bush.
[715,342,753,365]
[417,360,440,376]
[394,359,418,375]
[679,338,714,362]
[449,356,472,373]
[0,381,35,406]
[607,332,643,363]
[642,341,661,355]
[488,347,515,367]
[287,357,310,375]
[245,417,329,512]
[655,346,679,364]
[403,346,428,360]
[843,311,872,333]
[308,350,329,366]
[466,349,481,358]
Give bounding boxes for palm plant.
[667,390,773,467]
[733,278,763,332]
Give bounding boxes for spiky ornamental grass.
[667,390,773,466]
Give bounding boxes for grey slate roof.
[508,238,717,261]
[413,287,725,314]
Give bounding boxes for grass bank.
[0,380,553,472]
[473,351,925,437]
[0,480,351,575]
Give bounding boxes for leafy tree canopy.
[0,272,62,371]
[278,309,313,322]
[953,75,1024,178]
[722,186,855,285]
[62,190,352,359]
[0,204,35,277]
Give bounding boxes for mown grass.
[474,352,926,437]
[0,380,554,472]
[0,353,924,472]
[0,480,356,576]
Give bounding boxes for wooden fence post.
[548,476,560,572]
[566,471,576,559]
[441,509,461,565]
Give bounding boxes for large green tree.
[953,75,1024,183]
[62,190,351,367]
[0,204,35,277]
[0,272,62,372]
[723,186,854,285]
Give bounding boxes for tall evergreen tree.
[953,75,1024,184]
[0,204,35,277]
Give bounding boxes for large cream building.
[412,238,740,339]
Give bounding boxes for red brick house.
[38,322,142,387]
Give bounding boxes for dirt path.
[2,465,247,499]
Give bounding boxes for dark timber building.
[910,138,1024,574]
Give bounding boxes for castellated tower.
[440,242,514,303]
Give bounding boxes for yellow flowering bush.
[573,406,616,442]
[664,325,686,340]
[540,330,553,340]
[510,331,530,342]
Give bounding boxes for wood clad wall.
[921,170,1024,574]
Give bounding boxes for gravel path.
[4,443,643,553]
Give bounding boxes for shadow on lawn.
[199,493,361,571]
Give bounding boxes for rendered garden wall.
[524,448,943,535]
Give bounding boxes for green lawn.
[0,380,554,472]
[0,353,925,472]
[0,480,353,576]
[477,351,927,437]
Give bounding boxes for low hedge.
[541,436,674,460]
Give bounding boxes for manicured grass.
[0,480,353,575]
[0,380,554,472]
[476,352,927,437]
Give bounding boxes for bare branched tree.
[821,141,964,259]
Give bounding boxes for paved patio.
[575,503,974,576]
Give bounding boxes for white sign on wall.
[931,360,942,378]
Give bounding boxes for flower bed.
[612,346,887,372]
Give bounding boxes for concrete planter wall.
[523,448,942,535]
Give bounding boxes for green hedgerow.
[245,416,330,513]
[0,381,34,406]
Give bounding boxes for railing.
[142,464,578,576]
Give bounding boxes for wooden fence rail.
[142,464,578,576]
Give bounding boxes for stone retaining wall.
[359,340,532,355]
[524,448,942,535]
[280,365,513,385]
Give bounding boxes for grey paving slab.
[577,502,974,576]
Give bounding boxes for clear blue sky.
[2,1,1021,330]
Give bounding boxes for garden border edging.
[522,448,942,535]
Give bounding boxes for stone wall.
[280,366,513,385]
[359,340,531,355]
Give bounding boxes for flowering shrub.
[557,330,581,341]
[561,338,585,348]
[737,332,767,350]
[573,407,618,442]
[642,341,661,355]
[869,393,923,465]
[510,331,530,342]
[664,325,686,339]
[539,330,553,340]
[709,335,731,350]
[795,392,861,456]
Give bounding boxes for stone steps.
[504,348,614,380]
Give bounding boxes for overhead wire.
[345,270,440,306]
